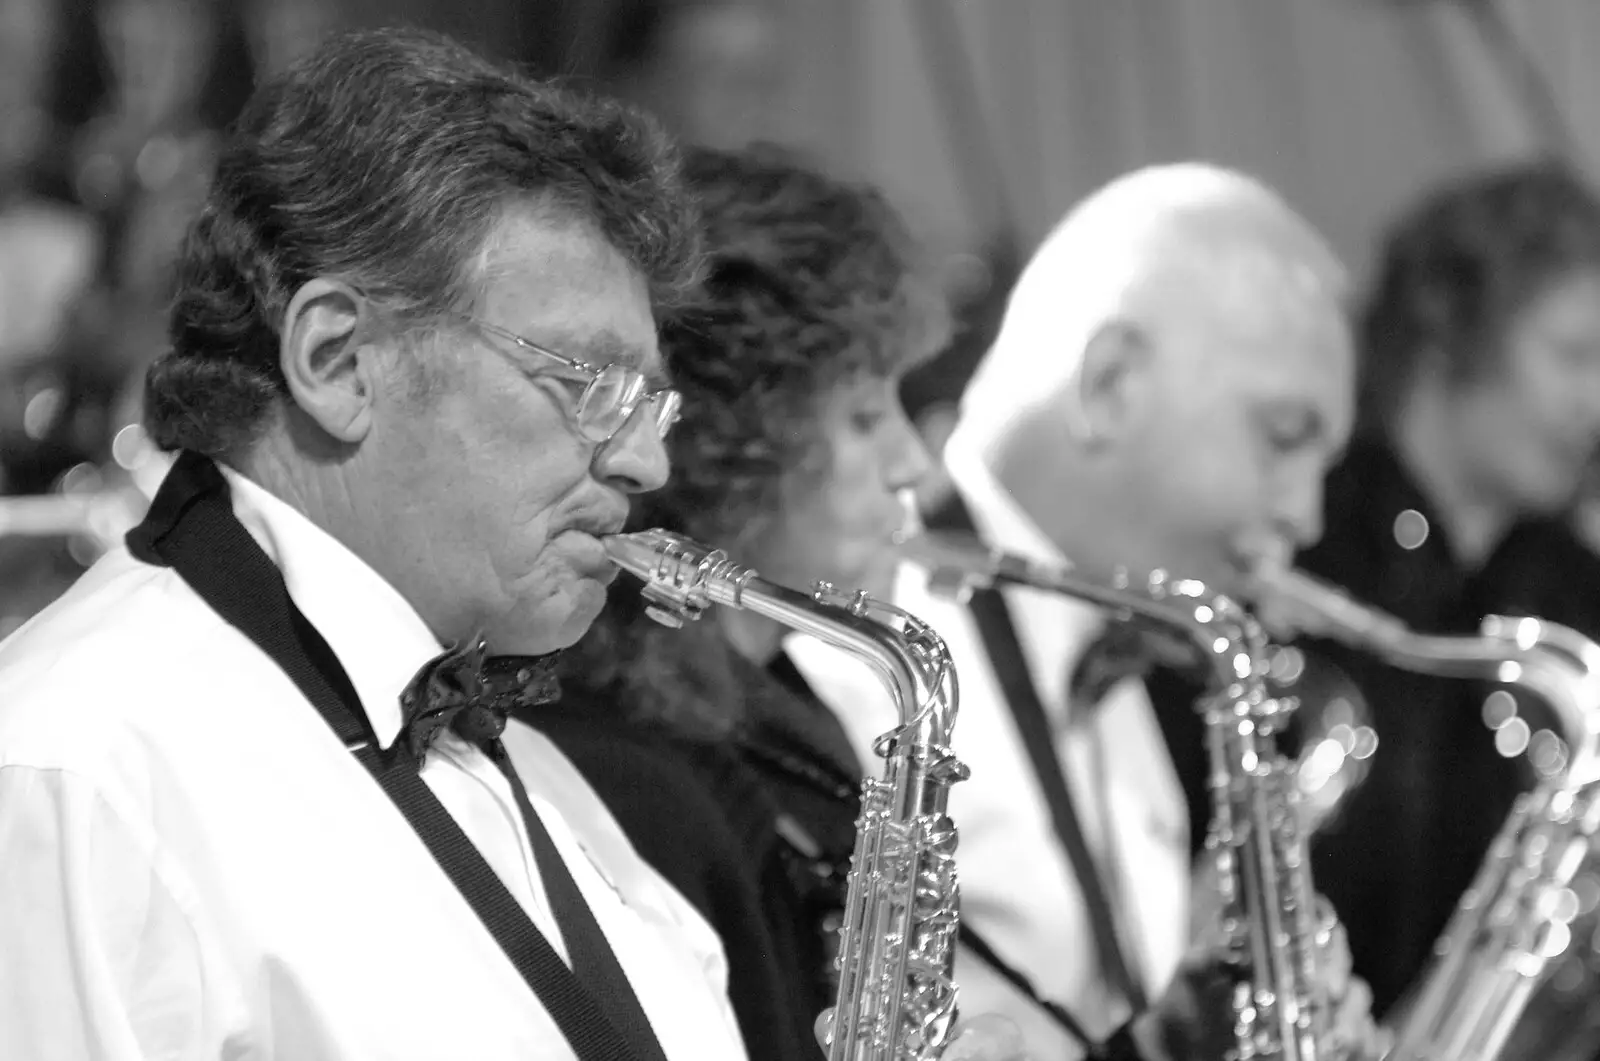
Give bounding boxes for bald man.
[791,164,1376,1059]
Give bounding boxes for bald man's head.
[956,163,1355,595]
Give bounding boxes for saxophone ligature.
[904,530,1340,1061]
[604,528,969,1061]
[1252,565,1600,1061]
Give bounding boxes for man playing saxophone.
[793,163,1383,1059]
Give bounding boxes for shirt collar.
[222,467,443,750]
[938,422,1112,677]
[942,424,1069,566]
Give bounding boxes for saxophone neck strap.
[926,490,1150,1014]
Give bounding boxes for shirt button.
[1393,509,1429,550]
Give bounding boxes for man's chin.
[489,581,610,656]
[550,583,611,649]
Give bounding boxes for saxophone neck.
[1256,563,1600,787]
[904,529,1269,702]
[604,528,961,755]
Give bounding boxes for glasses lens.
[576,364,648,442]
[651,391,683,439]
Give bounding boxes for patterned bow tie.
[1069,622,1206,710]
[397,638,563,761]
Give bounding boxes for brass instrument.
[1255,566,1600,1061]
[604,529,969,1061]
[1265,645,1378,837]
[0,430,157,555]
[0,489,144,545]
[905,530,1340,1061]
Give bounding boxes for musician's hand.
[1164,865,1390,1059]
[1316,911,1390,1060]
[1137,949,1238,1061]
[813,1009,1029,1060]
[1241,571,1339,643]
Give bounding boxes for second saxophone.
[907,530,1341,1061]
[605,529,968,1061]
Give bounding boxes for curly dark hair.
[143,27,700,460]
[1358,163,1600,437]
[561,142,951,740]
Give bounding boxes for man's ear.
[1076,319,1152,446]
[279,279,377,444]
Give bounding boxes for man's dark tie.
[398,645,670,1061]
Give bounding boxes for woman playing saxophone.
[522,144,1027,1061]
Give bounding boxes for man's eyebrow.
[573,328,670,390]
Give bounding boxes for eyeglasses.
[464,317,682,444]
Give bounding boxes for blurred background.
[2,0,1599,633]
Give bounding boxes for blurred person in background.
[1273,164,1600,1019]
[0,0,100,489]
[791,163,1382,1059]
[0,0,106,633]
[609,0,781,153]
[531,143,1036,1061]
[246,0,349,79]
[0,0,68,197]
[73,0,247,386]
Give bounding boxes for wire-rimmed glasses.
[464,316,681,444]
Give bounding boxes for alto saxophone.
[1255,567,1600,1061]
[604,529,969,1061]
[906,530,1340,1061]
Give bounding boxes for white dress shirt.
[788,437,1191,1059]
[0,466,747,1061]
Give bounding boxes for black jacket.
[532,652,861,1061]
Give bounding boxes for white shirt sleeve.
[0,764,249,1061]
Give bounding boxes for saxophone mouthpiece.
[603,530,698,628]
[603,529,757,628]
[601,529,666,581]
[1250,563,1410,646]
[890,488,923,547]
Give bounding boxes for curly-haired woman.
[527,143,948,1061]
[1285,164,1600,1018]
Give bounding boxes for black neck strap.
[926,490,1149,1015]
[126,451,661,1061]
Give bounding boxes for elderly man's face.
[376,210,670,654]
[1112,261,1354,597]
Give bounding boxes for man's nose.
[595,412,671,494]
[1277,472,1327,552]
[884,403,933,494]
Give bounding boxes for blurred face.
[376,212,671,653]
[0,0,54,179]
[1105,268,1355,596]
[100,0,213,119]
[247,0,340,77]
[1440,269,1600,515]
[740,373,930,596]
[0,0,52,111]
[655,4,781,151]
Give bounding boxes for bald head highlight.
[959,163,1347,448]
